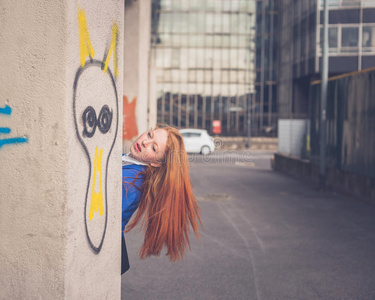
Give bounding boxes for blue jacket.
[122,164,146,235]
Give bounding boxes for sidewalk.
[213,136,278,151]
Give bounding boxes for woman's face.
[129,128,168,167]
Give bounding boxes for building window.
[319,0,361,8]
[161,0,172,10]
[329,28,338,48]
[328,0,339,7]
[362,0,375,7]
[319,27,338,52]
[341,27,359,52]
[171,49,180,68]
[342,0,360,7]
[363,26,375,52]
[152,0,256,135]
[206,13,214,33]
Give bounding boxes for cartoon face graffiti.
[73,60,118,253]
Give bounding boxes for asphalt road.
[122,150,375,300]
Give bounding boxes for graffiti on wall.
[73,7,119,253]
[123,96,138,140]
[0,105,28,149]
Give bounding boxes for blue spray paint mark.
[0,105,28,150]
[0,105,12,115]
[0,127,11,134]
[0,137,28,149]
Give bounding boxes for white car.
[179,129,215,155]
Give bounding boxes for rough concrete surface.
[1,1,123,298]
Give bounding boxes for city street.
[122,150,375,300]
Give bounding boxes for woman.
[122,125,202,274]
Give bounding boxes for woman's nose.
[142,139,151,147]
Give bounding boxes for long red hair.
[125,125,202,261]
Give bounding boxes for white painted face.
[73,61,118,253]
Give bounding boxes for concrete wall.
[0,1,67,297]
[123,0,154,153]
[273,153,375,204]
[0,1,123,298]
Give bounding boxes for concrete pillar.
[123,0,154,152]
[0,1,123,299]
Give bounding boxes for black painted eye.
[82,106,97,138]
[98,105,113,134]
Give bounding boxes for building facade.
[277,0,375,119]
[151,0,256,136]
[255,0,279,135]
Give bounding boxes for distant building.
[277,0,375,119]
[255,0,279,136]
[151,0,256,136]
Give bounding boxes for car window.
[181,132,190,138]
[190,133,201,137]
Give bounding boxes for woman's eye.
[153,145,156,152]
[148,132,151,138]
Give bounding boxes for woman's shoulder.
[122,164,147,181]
[122,163,147,172]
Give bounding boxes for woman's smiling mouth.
[136,143,141,153]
